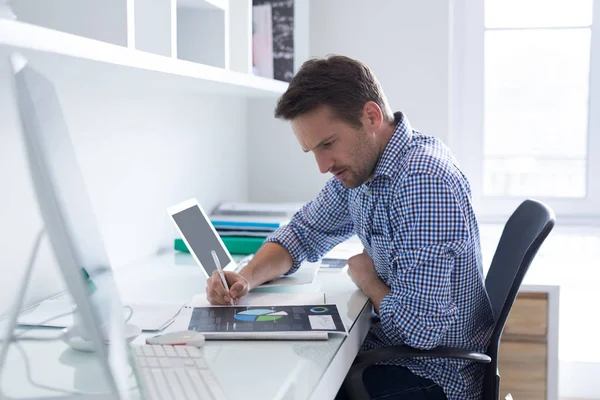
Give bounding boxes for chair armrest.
[354,345,491,367]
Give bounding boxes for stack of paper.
[208,202,303,254]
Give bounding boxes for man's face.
[291,106,380,189]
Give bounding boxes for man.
[206,55,494,400]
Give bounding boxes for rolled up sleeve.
[265,177,354,274]
[379,173,469,349]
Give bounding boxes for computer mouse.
[145,330,206,347]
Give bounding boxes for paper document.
[319,258,349,272]
[325,237,363,258]
[17,299,184,331]
[319,237,363,272]
[213,202,304,216]
[188,292,326,307]
[187,304,347,339]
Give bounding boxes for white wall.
[247,99,329,202]
[248,0,452,202]
[0,62,247,316]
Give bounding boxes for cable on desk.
[7,340,139,397]
[13,341,81,396]
[3,304,133,343]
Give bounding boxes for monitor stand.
[0,230,137,399]
[62,319,141,353]
[0,229,47,380]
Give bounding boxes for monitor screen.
[10,54,130,398]
[171,204,233,277]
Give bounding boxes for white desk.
[0,252,372,400]
[1,249,560,400]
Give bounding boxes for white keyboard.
[132,344,228,400]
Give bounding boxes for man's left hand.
[347,249,379,292]
[347,250,391,313]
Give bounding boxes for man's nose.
[315,153,334,174]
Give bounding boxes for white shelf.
[0,19,288,97]
[177,0,227,11]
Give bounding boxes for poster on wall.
[252,0,294,82]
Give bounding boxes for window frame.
[450,0,600,223]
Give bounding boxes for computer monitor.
[7,54,131,399]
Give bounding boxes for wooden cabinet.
[498,292,549,400]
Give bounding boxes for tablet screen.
[171,205,233,277]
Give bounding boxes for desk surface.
[1,252,371,400]
[1,242,561,400]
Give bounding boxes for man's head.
[274,55,395,189]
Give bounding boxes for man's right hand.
[206,270,250,305]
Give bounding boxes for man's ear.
[362,101,383,131]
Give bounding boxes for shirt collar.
[372,111,414,180]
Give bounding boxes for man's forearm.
[239,242,293,291]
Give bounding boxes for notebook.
[183,292,344,340]
[187,304,346,340]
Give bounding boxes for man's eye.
[323,141,333,148]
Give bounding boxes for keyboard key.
[187,369,213,400]
[151,368,174,400]
[153,345,166,357]
[164,369,187,400]
[175,368,205,400]
[147,357,159,368]
[175,346,189,358]
[141,368,160,400]
[186,347,202,358]
[195,359,208,369]
[159,357,170,368]
[183,359,195,367]
[134,346,145,357]
[200,370,228,400]
[142,346,155,356]
[164,346,177,357]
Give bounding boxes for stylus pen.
[212,250,234,306]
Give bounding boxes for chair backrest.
[481,199,555,399]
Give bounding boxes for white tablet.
[167,198,319,288]
[168,198,237,278]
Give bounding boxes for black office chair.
[342,199,556,400]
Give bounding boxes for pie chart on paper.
[234,309,288,322]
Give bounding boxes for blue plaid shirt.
[266,112,494,399]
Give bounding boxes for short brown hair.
[274,55,394,128]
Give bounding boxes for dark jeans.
[336,365,448,400]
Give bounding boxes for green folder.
[174,237,265,255]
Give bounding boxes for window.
[452,0,600,221]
